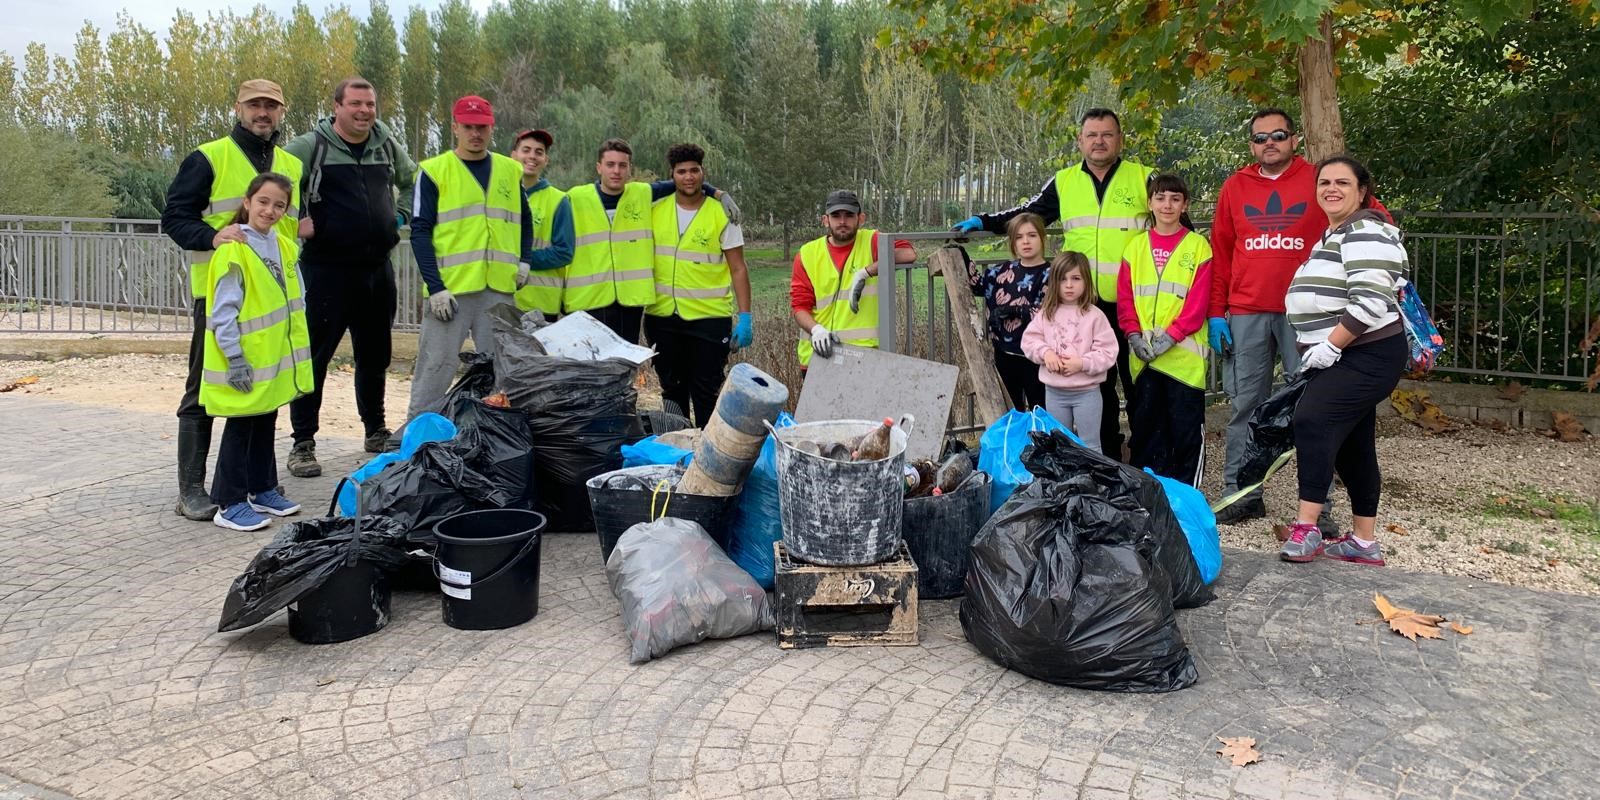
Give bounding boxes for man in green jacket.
[281,77,418,478]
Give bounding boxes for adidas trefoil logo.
[1242,191,1306,232]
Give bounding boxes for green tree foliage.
[0,53,17,126]
[861,49,945,226]
[65,24,107,147]
[0,123,117,217]
[283,3,328,133]
[432,0,482,147]
[356,0,403,120]
[18,43,53,129]
[399,5,437,157]
[104,14,164,158]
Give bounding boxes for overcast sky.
[4,0,496,63]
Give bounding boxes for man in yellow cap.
[162,78,306,522]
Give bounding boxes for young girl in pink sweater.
[1020,252,1119,453]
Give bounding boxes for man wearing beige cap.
[162,78,307,522]
[403,95,537,424]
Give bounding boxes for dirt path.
[6,352,1598,595]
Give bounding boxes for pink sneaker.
[1322,534,1386,566]
[1278,522,1323,563]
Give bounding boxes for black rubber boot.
[1214,495,1266,525]
[175,417,219,521]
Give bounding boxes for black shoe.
[1215,496,1266,525]
[363,428,391,454]
[287,440,322,478]
[175,417,219,521]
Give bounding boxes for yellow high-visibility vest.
[514,183,568,315]
[418,151,523,296]
[796,229,879,367]
[646,196,732,321]
[564,182,654,311]
[1125,229,1212,389]
[187,137,304,300]
[199,236,313,417]
[1055,160,1154,299]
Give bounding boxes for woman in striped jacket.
[1278,156,1408,567]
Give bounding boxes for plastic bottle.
[852,417,895,462]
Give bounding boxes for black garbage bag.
[639,408,693,436]
[1023,431,1213,608]
[1238,375,1309,489]
[443,394,537,509]
[959,432,1199,692]
[437,351,497,412]
[217,514,411,632]
[359,439,516,548]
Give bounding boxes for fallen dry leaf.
[1480,545,1496,554]
[1551,411,1587,442]
[1272,523,1290,543]
[1385,523,1410,536]
[0,375,40,392]
[1547,558,1563,568]
[1495,381,1527,402]
[1449,621,1474,635]
[1372,592,1447,641]
[1216,736,1262,767]
[315,676,336,687]
[1390,389,1458,433]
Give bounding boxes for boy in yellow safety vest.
[509,128,575,317]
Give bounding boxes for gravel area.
[6,352,1597,594]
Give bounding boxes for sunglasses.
[1250,130,1293,144]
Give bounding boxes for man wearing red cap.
[404,95,537,423]
[161,78,306,522]
[508,128,574,317]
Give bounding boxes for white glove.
[516,262,531,287]
[846,268,872,313]
[1300,340,1343,372]
[810,323,839,360]
[428,289,457,322]
[719,192,742,225]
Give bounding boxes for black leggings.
[992,346,1046,411]
[1293,334,1406,517]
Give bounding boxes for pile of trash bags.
[961,430,1212,693]
[605,517,773,663]
[218,511,411,632]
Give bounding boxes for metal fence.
[5,212,1596,390]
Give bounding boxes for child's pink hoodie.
[1019,304,1119,390]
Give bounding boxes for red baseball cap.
[452,95,494,125]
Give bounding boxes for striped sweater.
[1285,209,1404,346]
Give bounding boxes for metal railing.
[5,213,1595,391]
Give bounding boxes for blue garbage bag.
[1145,469,1222,585]
[977,408,1078,515]
[725,412,794,589]
[621,435,694,468]
[337,413,456,515]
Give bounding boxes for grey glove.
[846,268,872,313]
[1128,332,1156,363]
[226,357,254,393]
[1149,329,1175,358]
[810,323,840,360]
[515,262,531,288]
[719,191,742,226]
[428,289,457,322]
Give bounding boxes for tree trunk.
[1296,13,1346,161]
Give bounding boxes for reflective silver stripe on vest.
[436,204,486,224]
[523,274,562,288]
[204,197,244,217]
[563,272,610,288]
[1132,281,1190,300]
[202,346,312,385]
[613,267,653,282]
[611,229,650,243]
[655,245,724,265]
[1177,336,1207,358]
[1093,258,1122,278]
[574,231,611,247]
[1060,214,1099,229]
[208,296,306,335]
[832,326,878,341]
[1099,215,1146,229]
[438,249,520,268]
[654,283,728,299]
[485,206,520,223]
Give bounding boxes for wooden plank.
[774,542,920,649]
[928,246,1012,427]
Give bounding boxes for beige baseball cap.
[237,79,285,105]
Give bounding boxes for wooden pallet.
[773,541,918,649]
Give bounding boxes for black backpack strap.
[306,129,332,205]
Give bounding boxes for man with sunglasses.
[1210,108,1334,526]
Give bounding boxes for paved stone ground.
[2,395,1597,800]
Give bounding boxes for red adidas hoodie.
[1208,156,1327,317]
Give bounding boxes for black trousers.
[993,346,1046,411]
[1128,368,1206,486]
[1095,299,1135,460]
[590,302,644,344]
[289,259,397,442]
[644,314,730,428]
[212,410,279,506]
[177,298,210,420]
[1294,334,1406,517]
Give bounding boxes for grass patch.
[1482,485,1600,539]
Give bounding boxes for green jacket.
[284,118,418,264]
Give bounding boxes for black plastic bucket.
[586,465,735,562]
[433,509,546,630]
[901,472,991,599]
[286,559,392,644]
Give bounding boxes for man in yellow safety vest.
[509,128,574,317]
[403,95,537,423]
[953,108,1154,460]
[643,143,753,427]
[789,189,915,370]
[161,78,306,522]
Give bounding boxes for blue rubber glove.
[1208,316,1232,353]
[731,312,753,350]
[952,216,983,234]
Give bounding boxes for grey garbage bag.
[605,517,774,663]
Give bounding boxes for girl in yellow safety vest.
[204,173,312,531]
[1115,173,1213,487]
